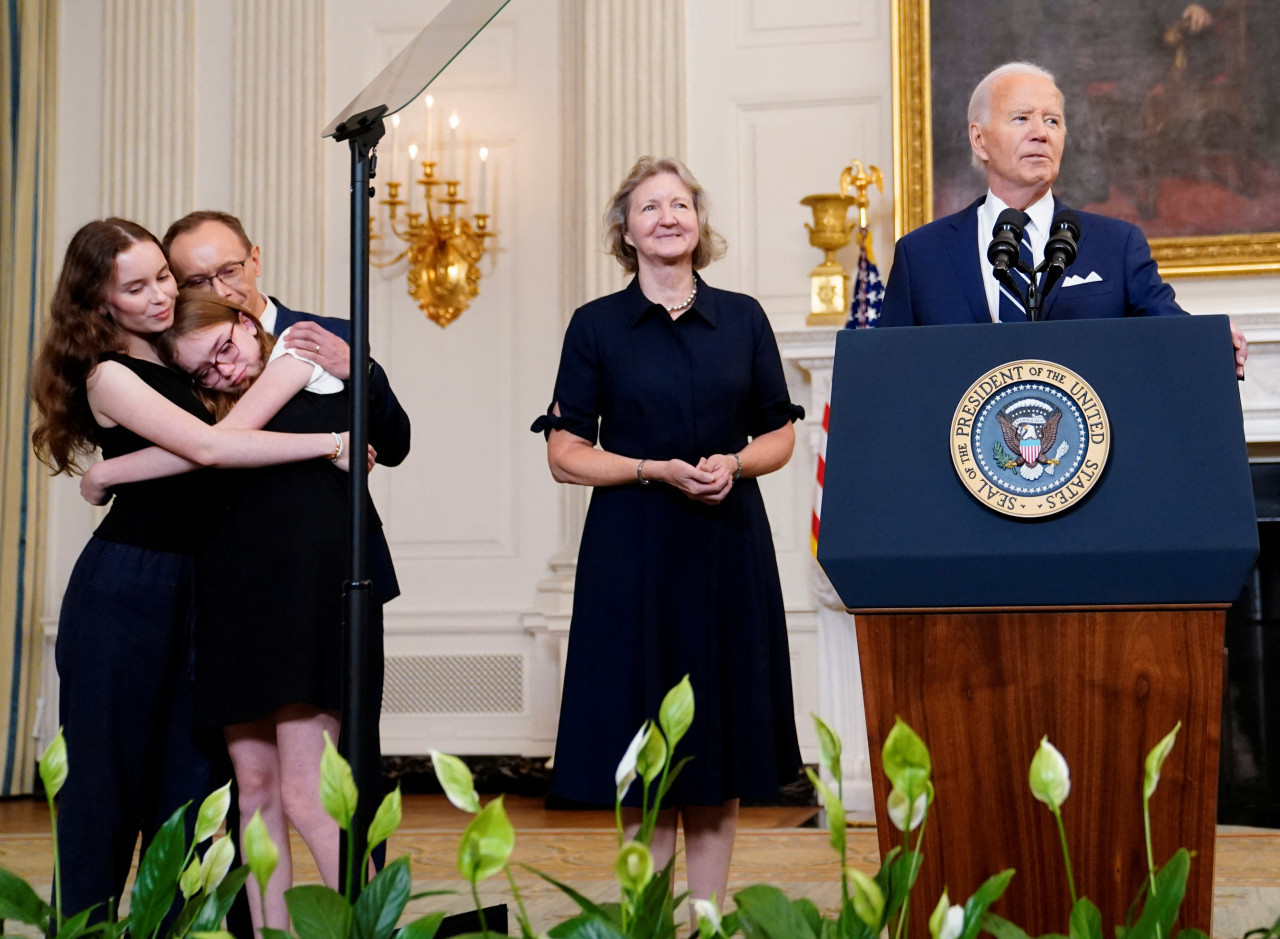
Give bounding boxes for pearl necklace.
[666,279,698,313]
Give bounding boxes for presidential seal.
[950,360,1110,518]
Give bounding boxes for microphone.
[987,208,1026,274]
[1043,209,1081,274]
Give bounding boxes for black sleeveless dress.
[193,388,351,728]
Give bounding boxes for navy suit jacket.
[272,298,412,466]
[272,297,408,603]
[879,197,1185,327]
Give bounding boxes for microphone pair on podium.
[987,207,1081,321]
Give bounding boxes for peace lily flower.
[615,723,650,802]
[456,795,515,884]
[38,728,68,801]
[887,782,931,832]
[201,835,236,892]
[636,723,668,786]
[319,731,358,830]
[432,749,481,814]
[194,781,232,845]
[812,713,843,783]
[614,840,655,893]
[848,868,885,929]
[693,897,722,937]
[658,675,694,751]
[242,808,279,892]
[367,784,404,851]
[928,891,965,939]
[1143,721,1181,801]
[179,856,203,900]
[882,718,931,802]
[1028,736,1071,810]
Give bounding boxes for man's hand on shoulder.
[282,321,350,379]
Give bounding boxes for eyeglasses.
[180,253,251,291]
[193,323,240,386]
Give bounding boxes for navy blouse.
[534,275,802,464]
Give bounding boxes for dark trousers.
[53,537,223,922]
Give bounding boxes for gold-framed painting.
[891,0,1280,277]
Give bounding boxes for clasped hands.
[662,454,739,505]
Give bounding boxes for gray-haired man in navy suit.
[879,61,1247,378]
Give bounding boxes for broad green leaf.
[793,897,822,936]
[191,933,237,939]
[368,785,404,851]
[547,914,629,939]
[734,884,818,939]
[320,732,359,830]
[129,802,189,939]
[614,724,649,802]
[53,907,95,939]
[1129,848,1191,938]
[0,865,54,927]
[658,676,695,752]
[353,856,413,939]
[397,911,447,939]
[430,750,481,814]
[614,840,654,893]
[1029,737,1071,809]
[848,868,885,930]
[262,928,293,939]
[189,866,252,933]
[243,808,280,891]
[457,796,515,883]
[201,835,236,892]
[636,723,668,786]
[630,856,679,938]
[38,729,68,801]
[805,767,846,857]
[1067,897,1103,939]
[980,913,1034,939]
[180,856,204,900]
[195,781,233,844]
[811,714,843,783]
[1143,723,1182,801]
[882,719,931,800]
[286,885,351,939]
[960,870,1016,939]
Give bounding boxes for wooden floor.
[3,795,1279,937]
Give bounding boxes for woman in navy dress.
[534,157,802,915]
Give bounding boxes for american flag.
[846,226,883,328]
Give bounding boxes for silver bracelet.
[327,431,344,462]
[637,459,651,486]
[731,452,742,480]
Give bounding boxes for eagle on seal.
[997,407,1063,481]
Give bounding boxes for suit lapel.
[950,199,990,323]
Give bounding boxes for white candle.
[407,143,418,213]
[389,114,400,186]
[424,95,434,165]
[478,147,488,214]
[447,112,460,180]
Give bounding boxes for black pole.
[331,104,386,897]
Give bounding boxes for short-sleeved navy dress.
[534,275,803,806]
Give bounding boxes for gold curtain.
[0,0,58,795]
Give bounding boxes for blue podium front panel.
[817,316,1258,608]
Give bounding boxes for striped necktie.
[997,213,1034,323]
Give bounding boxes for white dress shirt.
[976,189,1055,322]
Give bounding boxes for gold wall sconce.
[371,106,495,328]
[801,160,882,326]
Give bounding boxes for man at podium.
[879,61,1248,377]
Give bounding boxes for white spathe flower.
[887,786,928,831]
[1028,736,1071,809]
[940,906,965,939]
[693,898,722,937]
[615,723,650,801]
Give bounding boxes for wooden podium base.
[855,606,1225,935]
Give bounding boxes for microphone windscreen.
[1050,208,1081,240]
[993,208,1026,238]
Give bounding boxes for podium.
[816,316,1257,933]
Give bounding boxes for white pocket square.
[1062,271,1103,287]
